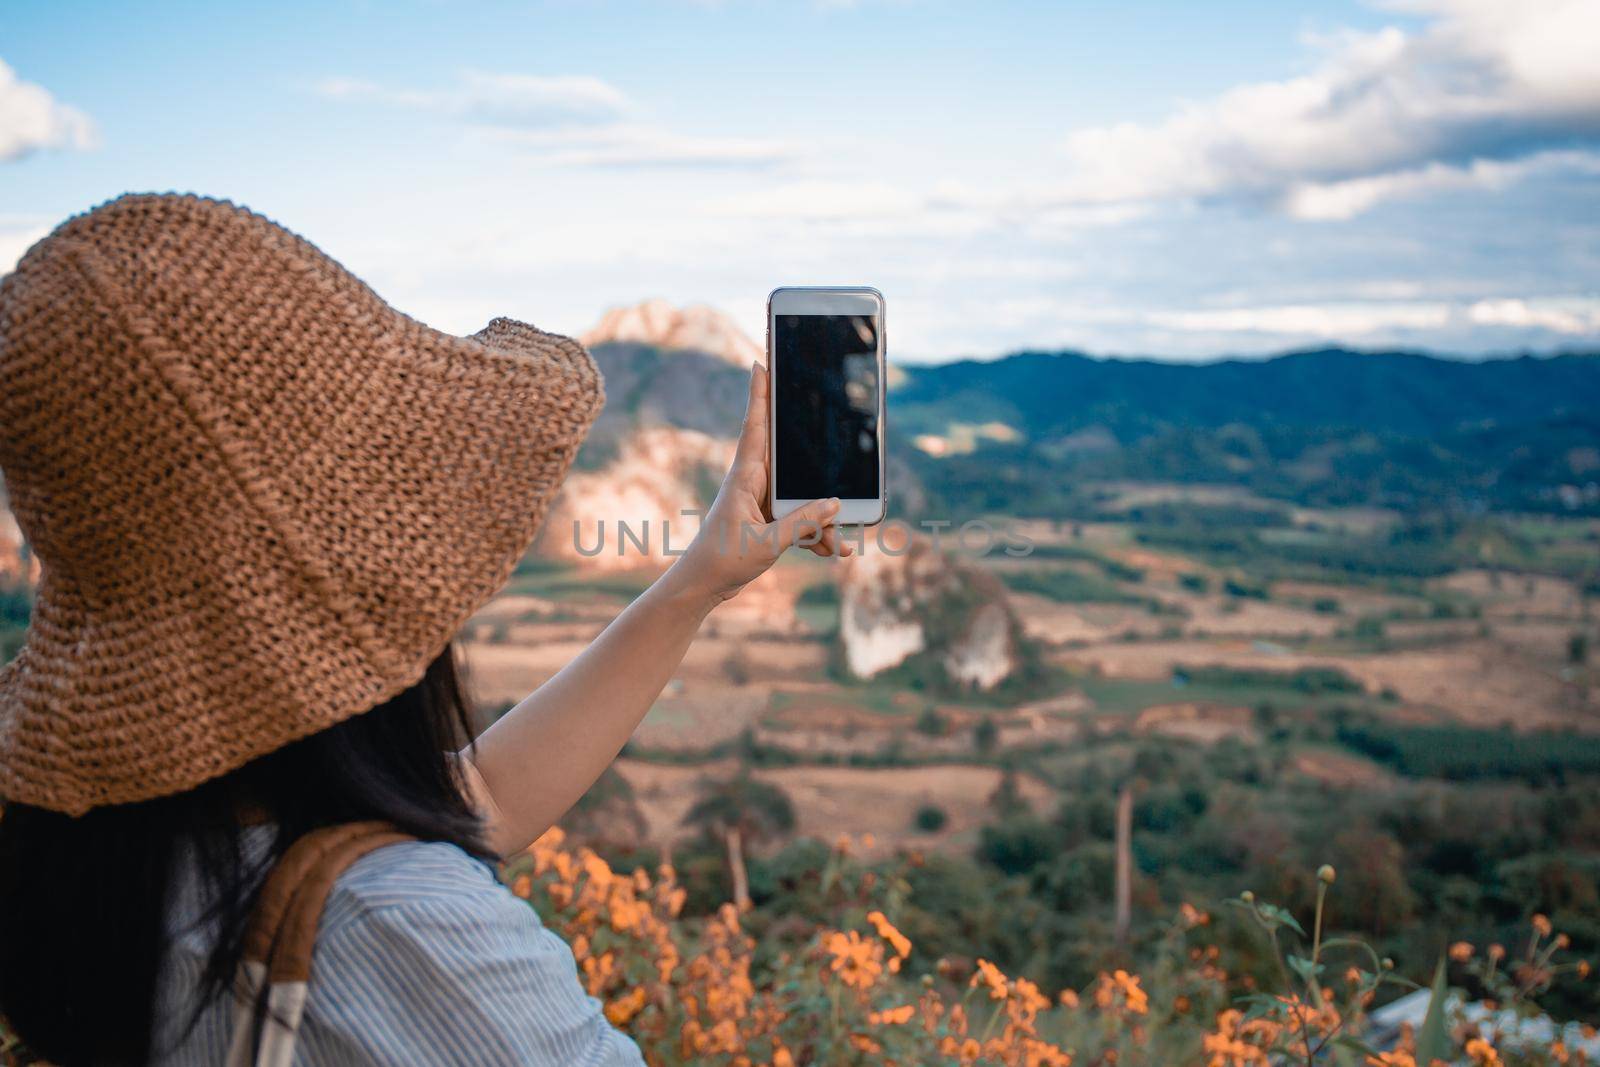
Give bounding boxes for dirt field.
[1134,702,1255,743]
[463,525,1597,860]
[1057,636,1595,730]
[614,759,1058,859]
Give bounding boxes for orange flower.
[1006,976,1051,1032]
[848,1033,882,1054]
[1020,1038,1074,1067]
[869,1004,916,1025]
[1533,914,1553,938]
[1203,1009,1270,1066]
[1466,1037,1502,1066]
[972,958,1009,1000]
[1365,1053,1417,1067]
[824,929,884,990]
[938,1035,983,1064]
[867,910,913,969]
[1058,988,1080,1009]
[1449,941,1474,962]
[604,987,648,1027]
[1094,969,1149,1016]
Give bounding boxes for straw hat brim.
[0,311,602,816]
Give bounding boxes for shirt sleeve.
[297,853,646,1067]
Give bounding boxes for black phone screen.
[774,313,881,501]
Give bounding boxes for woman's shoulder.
[303,840,647,1065]
[320,837,517,930]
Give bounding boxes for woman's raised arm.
[461,362,850,858]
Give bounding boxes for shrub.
[978,815,1056,876]
[913,805,949,833]
[973,716,1000,754]
[915,706,950,737]
[1223,576,1269,600]
[485,832,1591,1066]
[1339,723,1600,782]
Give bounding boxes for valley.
[2,300,1597,1014]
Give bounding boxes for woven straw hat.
[0,193,604,815]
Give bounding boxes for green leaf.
[1258,903,1307,935]
[1332,1035,1380,1056]
[1233,993,1283,1022]
[1415,956,1452,1066]
[1287,953,1325,985]
[1331,1033,1375,1067]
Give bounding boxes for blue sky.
[3,0,1597,361]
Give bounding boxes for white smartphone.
[767,286,887,526]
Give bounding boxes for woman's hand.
[670,361,852,605]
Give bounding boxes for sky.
[2,0,1598,362]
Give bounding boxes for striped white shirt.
[155,831,645,1066]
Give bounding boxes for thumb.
[775,497,841,549]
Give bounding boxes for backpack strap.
[226,822,413,1067]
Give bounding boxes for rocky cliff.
[541,426,732,571]
[837,535,1022,692]
[581,299,761,368]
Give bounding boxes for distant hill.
[891,348,1600,516]
[572,305,1600,519]
[891,348,1600,439]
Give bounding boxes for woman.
[0,193,849,1065]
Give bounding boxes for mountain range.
[569,302,1600,521]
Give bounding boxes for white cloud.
[696,178,1149,241]
[1052,0,1600,217]
[486,124,791,169]
[1466,297,1600,335]
[0,59,95,162]
[1281,150,1600,220]
[0,219,50,273]
[703,181,914,220]
[317,72,628,127]
[1144,295,1600,342]
[1148,302,1453,336]
[318,69,787,169]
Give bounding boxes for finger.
[732,362,768,476]
[808,525,841,557]
[777,497,840,550]
[816,526,854,558]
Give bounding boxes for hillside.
[573,321,1600,518]
[891,348,1600,438]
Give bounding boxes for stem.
[1310,1011,1351,1059]
[978,1001,1005,1045]
[1312,883,1326,964]
[1309,882,1328,1011]
[1262,921,1315,1067]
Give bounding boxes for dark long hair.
[0,644,488,1066]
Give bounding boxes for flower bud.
[1317,864,1336,885]
[1241,891,1255,903]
